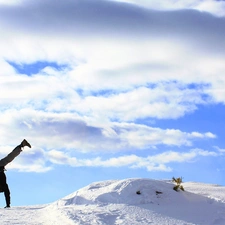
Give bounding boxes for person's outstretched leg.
[0,139,31,167]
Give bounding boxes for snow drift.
[49,178,225,225]
[56,178,172,205]
[1,178,225,224]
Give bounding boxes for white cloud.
[194,0,225,17]
[213,146,225,153]
[0,0,21,5]
[46,148,221,172]
[0,0,223,173]
[190,132,216,139]
[0,109,216,153]
[1,146,221,172]
[112,0,225,17]
[76,84,209,121]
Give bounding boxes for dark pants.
[0,172,10,207]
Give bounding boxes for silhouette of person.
[0,139,31,208]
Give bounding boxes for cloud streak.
[0,109,216,152]
[3,146,222,173]
[46,148,221,172]
[113,0,225,17]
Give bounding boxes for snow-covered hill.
[1,178,225,225]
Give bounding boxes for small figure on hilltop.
[0,139,31,208]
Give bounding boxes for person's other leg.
[0,172,10,208]
[3,183,10,208]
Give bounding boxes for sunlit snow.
[1,178,225,225]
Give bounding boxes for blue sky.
[0,0,225,207]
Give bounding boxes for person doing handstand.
[0,139,31,208]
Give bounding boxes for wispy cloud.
[113,0,225,17]
[2,145,221,173]
[46,148,221,172]
[0,110,216,153]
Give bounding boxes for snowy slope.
[0,178,225,225]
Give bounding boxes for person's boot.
[21,139,31,148]
[4,205,10,208]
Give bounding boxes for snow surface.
[0,178,225,224]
